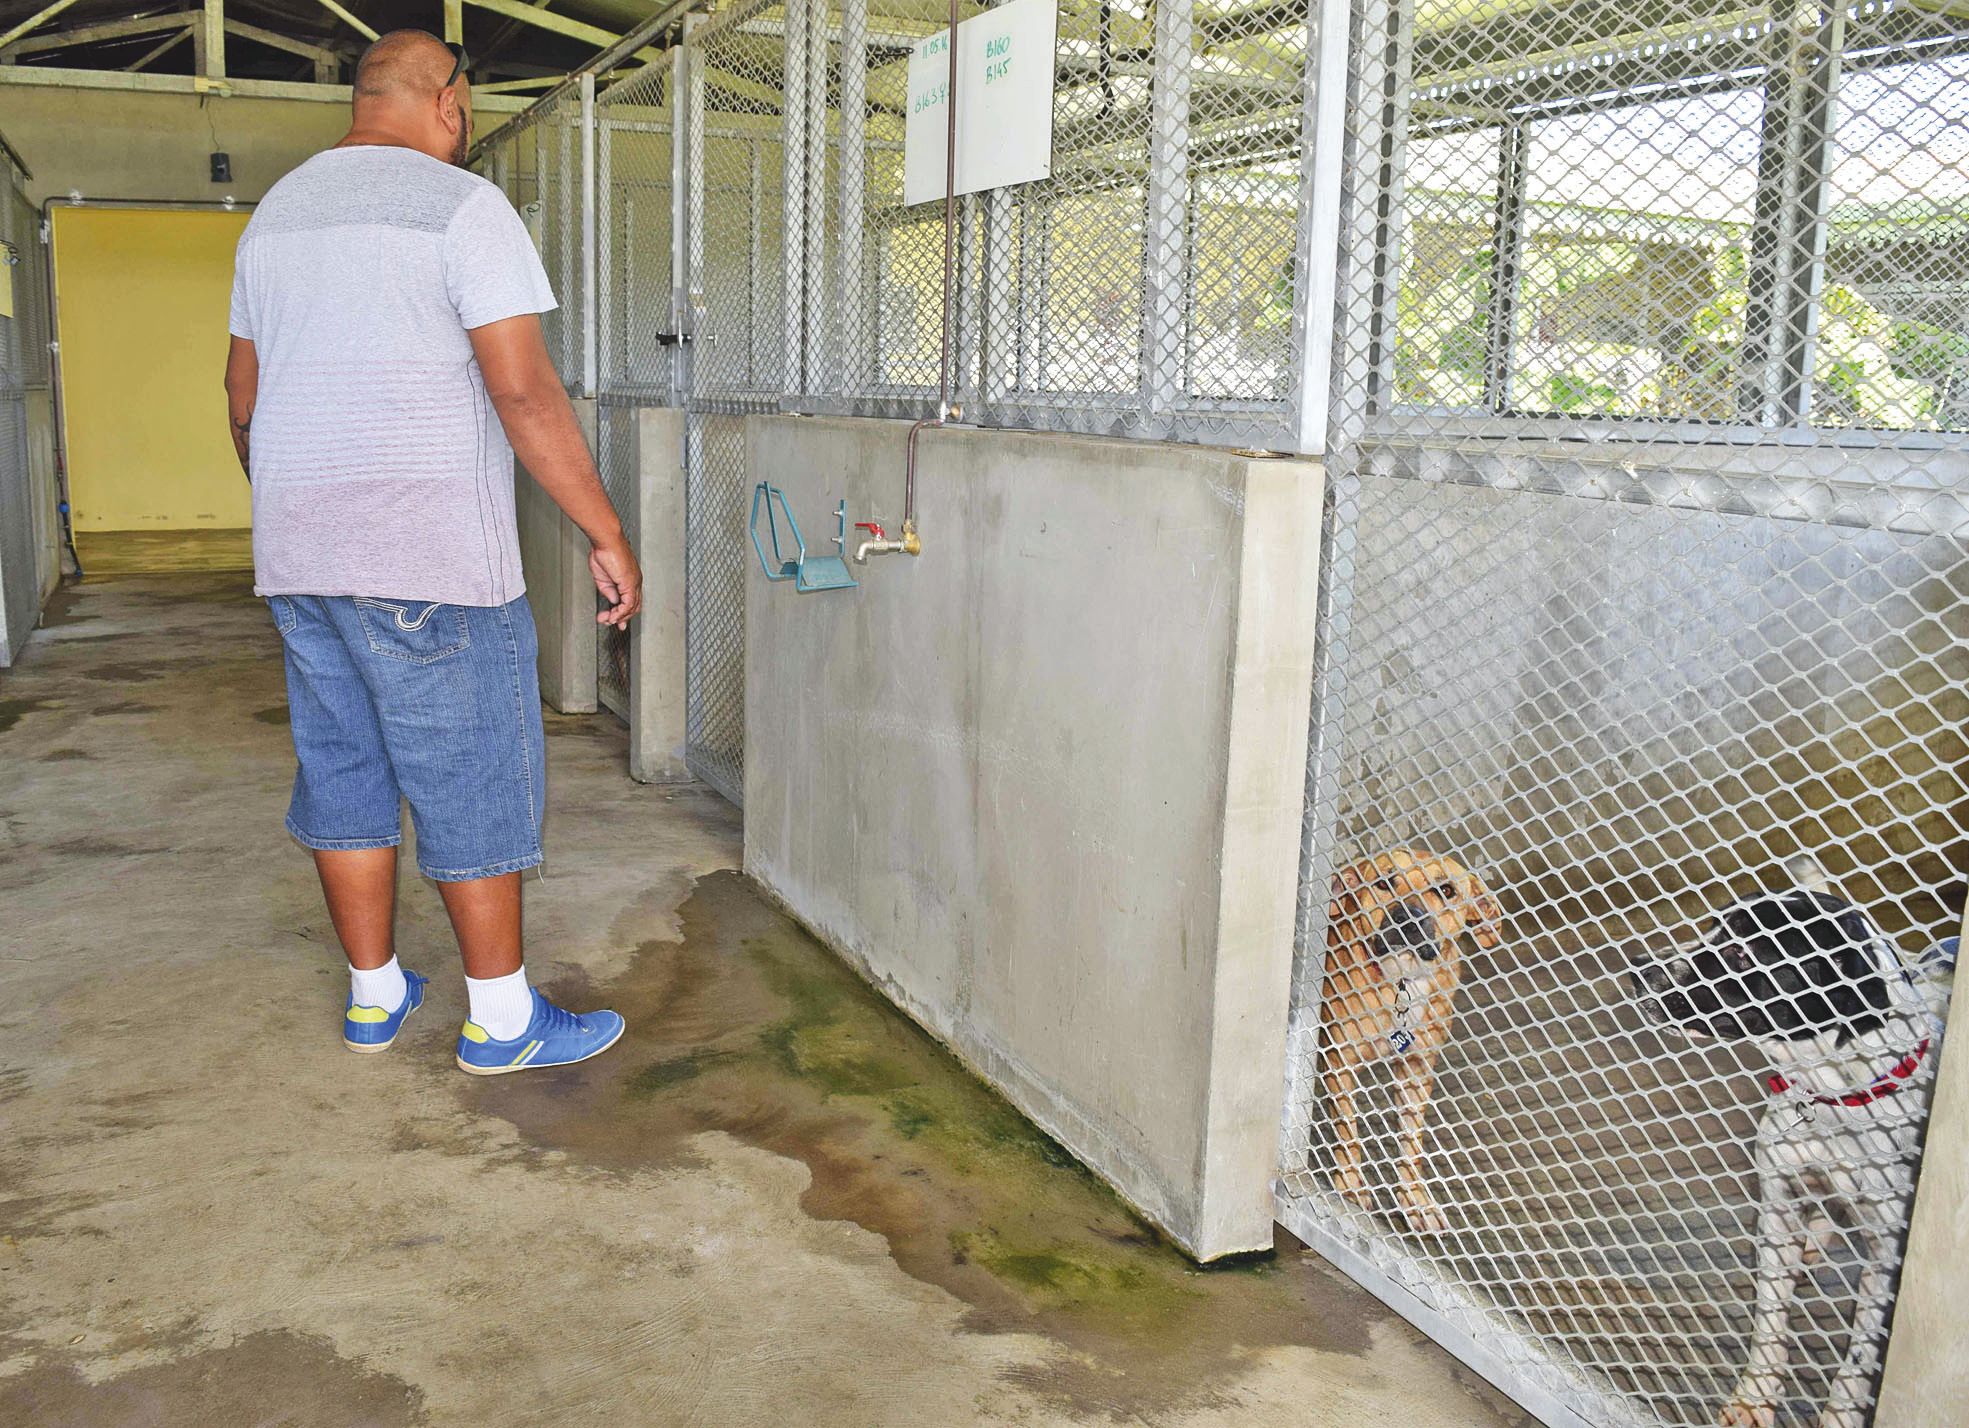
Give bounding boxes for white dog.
[1630,859,1953,1428]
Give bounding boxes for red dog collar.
[1766,1038,1932,1107]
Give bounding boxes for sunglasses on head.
[444,42,468,87]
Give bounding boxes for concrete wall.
[630,406,688,783]
[743,416,1322,1260]
[27,390,57,604]
[513,400,691,776]
[1,89,347,207]
[516,399,599,714]
[53,206,252,531]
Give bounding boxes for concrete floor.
[72,529,255,575]
[0,572,1524,1428]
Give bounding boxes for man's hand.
[590,538,642,628]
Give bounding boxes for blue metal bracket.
[749,483,859,594]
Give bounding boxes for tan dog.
[1318,849,1502,1233]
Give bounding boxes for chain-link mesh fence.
[594,398,640,717]
[1278,2,1969,1425]
[488,16,1969,1412]
[672,0,800,804]
[8,182,46,392]
[0,165,40,664]
[810,0,1309,448]
[594,54,684,725]
[477,95,586,394]
[597,56,679,401]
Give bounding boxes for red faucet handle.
[854,521,887,540]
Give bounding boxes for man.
[225,30,640,1074]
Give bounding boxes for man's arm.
[224,336,258,478]
[469,314,643,628]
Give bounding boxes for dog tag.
[1390,978,1418,1055]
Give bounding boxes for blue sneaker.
[455,989,625,1075]
[343,970,428,1053]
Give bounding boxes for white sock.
[465,967,534,1041]
[350,956,408,1013]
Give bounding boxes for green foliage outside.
[1392,189,1969,430]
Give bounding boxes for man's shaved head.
[345,29,472,168]
[354,30,457,101]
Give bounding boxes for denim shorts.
[269,593,546,882]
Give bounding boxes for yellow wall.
[53,206,252,531]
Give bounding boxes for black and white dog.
[1630,861,1953,1428]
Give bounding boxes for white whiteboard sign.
[904,0,1058,207]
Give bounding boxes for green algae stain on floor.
[731,924,1216,1326]
[463,869,1407,1419]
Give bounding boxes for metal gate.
[596,54,681,726]
[1277,1,1969,1425]
[673,0,801,805]
[576,0,798,801]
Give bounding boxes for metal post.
[557,113,576,385]
[1776,2,1844,425]
[596,117,613,390]
[1141,0,1192,420]
[750,143,764,386]
[683,14,704,405]
[1018,187,1044,394]
[954,193,979,408]
[672,28,693,404]
[1289,0,1355,455]
[802,0,827,399]
[534,112,549,237]
[1278,0,1367,1208]
[981,188,1015,409]
[1364,0,1416,420]
[837,0,867,398]
[580,71,597,399]
[781,0,807,400]
[1741,24,1788,424]
[1482,119,1529,415]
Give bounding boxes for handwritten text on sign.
[903,0,1058,207]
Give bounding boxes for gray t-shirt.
[229,145,556,606]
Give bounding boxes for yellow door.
[52,206,253,560]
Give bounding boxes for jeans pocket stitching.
[270,596,298,635]
[353,600,471,665]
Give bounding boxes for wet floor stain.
[38,749,96,762]
[89,701,160,718]
[35,586,95,628]
[78,661,177,685]
[460,870,1426,1420]
[0,1329,426,1427]
[44,836,169,861]
[0,698,53,734]
[253,706,290,726]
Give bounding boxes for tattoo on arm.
[231,414,252,479]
